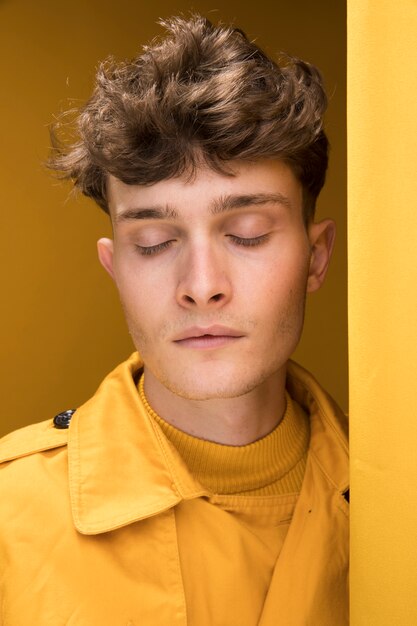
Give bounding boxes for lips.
[173,325,244,342]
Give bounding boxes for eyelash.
[135,240,174,256]
[228,234,270,247]
[135,233,269,256]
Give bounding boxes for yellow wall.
[348,1,417,623]
[0,0,346,436]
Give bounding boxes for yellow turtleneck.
[138,373,311,623]
[138,373,309,496]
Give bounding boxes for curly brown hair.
[48,14,329,220]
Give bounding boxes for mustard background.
[0,0,346,436]
[349,1,417,623]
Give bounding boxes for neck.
[143,366,287,446]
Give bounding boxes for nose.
[176,242,232,310]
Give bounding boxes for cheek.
[114,266,175,349]
[252,248,310,301]
[112,267,150,336]
[114,255,154,307]
[258,256,310,330]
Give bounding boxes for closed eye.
[135,240,175,256]
[227,234,270,247]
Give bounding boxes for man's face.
[99,159,334,401]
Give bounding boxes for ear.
[97,238,115,280]
[307,219,336,293]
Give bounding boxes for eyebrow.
[114,205,178,223]
[210,193,292,214]
[114,192,291,223]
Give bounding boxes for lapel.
[259,361,349,625]
[67,353,205,535]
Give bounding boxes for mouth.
[173,325,244,349]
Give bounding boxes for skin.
[98,159,335,445]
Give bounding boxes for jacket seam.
[308,448,349,520]
[0,441,68,464]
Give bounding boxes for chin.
[158,365,278,401]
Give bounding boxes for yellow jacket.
[0,354,349,625]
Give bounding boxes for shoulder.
[0,413,76,536]
[0,410,75,465]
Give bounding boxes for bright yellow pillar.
[348,1,417,623]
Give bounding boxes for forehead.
[107,159,303,222]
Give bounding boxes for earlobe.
[97,238,115,280]
[307,219,336,293]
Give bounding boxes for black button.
[53,409,76,429]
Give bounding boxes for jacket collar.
[68,353,206,535]
[68,354,348,535]
[286,360,349,494]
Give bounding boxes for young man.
[0,15,348,625]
